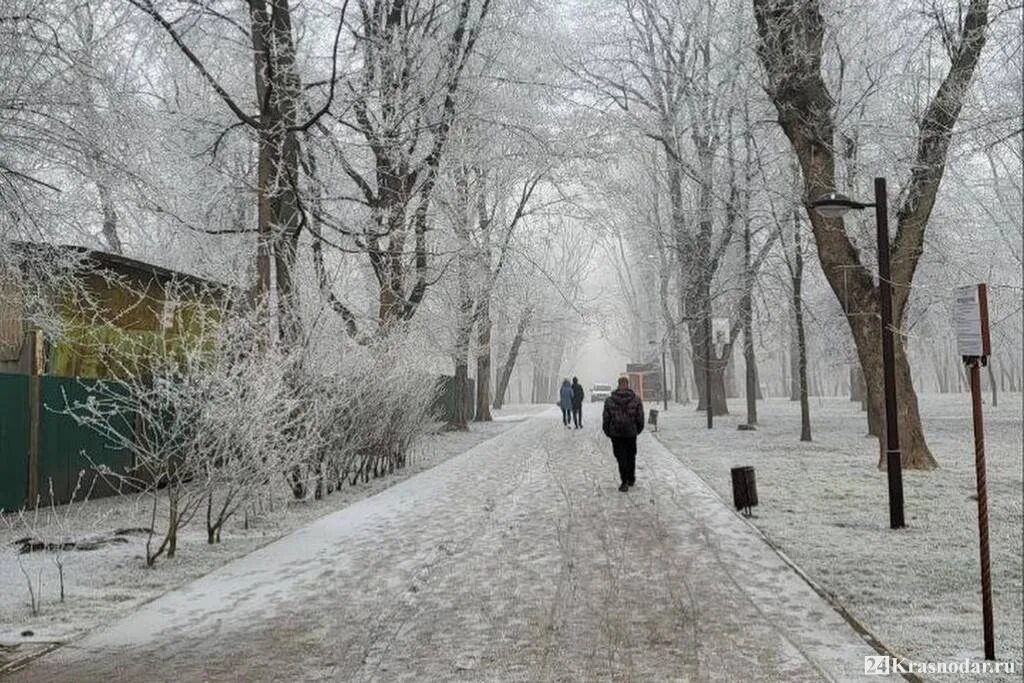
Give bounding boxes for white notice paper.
[955,285,983,357]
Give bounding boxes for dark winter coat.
[559,382,574,409]
[602,388,645,439]
[571,382,584,409]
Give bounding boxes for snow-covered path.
[10,407,882,682]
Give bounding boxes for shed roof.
[7,241,241,297]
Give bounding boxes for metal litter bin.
[730,466,757,517]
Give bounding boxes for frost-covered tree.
[753,0,991,468]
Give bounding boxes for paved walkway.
[10,406,881,682]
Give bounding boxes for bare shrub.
[292,337,442,499]
[62,297,311,565]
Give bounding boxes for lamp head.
[808,191,870,218]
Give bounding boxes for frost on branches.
[53,291,440,567]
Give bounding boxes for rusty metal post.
[874,177,905,529]
[967,359,995,659]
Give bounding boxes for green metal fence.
[38,376,135,504]
[0,373,30,511]
[0,372,134,511]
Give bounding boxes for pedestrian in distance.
[571,377,584,429]
[602,376,645,492]
[559,378,574,428]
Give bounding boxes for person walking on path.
[602,376,645,491]
[571,377,585,429]
[559,379,574,428]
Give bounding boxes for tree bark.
[691,330,729,416]
[851,366,865,402]
[449,250,474,430]
[474,300,493,421]
[742,308,757,425]
[493,307,531,410]
[789,318,800,401]
[672,340,689,404]
[451,360,470,431]
[793,212,811,441]
[740,205,757,424]
[725,355,739,399]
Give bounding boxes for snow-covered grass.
[654,392,1023,681]
[0,405,546,673]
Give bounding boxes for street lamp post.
[809,177,905,530]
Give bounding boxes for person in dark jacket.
[602,376,645,491]
[559,379,574,427]
[571,377,585,429]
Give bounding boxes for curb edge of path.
[0,413,546,680]
[653,433,923,683]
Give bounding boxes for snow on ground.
[0,405,546,674]
[9,405,882,682]
[654,392,1023,682]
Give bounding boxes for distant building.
[621,362,666,402]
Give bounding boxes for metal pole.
[968,359,996,659]
[662,343,669,411]
[874,177,905,529]
[705,312,713,429]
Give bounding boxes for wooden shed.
[0,242,244,379]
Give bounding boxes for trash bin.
[730,466,757,516]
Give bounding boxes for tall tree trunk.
[449,256,474,430]
[743,323,758,426]
[672,340,689,404]
[853,323,930,468]
[789,318,800,401]
[451,360,470,431]
[268,0,303,347]
[254,134,274,344]
[531,358,545,404]
[493,307,531,410]
[474,301,493,421]
[274,229,302,346]
[741,214,757,425]
[780,347,788,397]
[793,212,811,441]
[691,331,729,415]
[850,366,864,401]
[249,0,274,342]
[725,355,739,399]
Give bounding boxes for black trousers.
[572,406,582,427]
[561,406,572,425]
[611,437,637,484]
